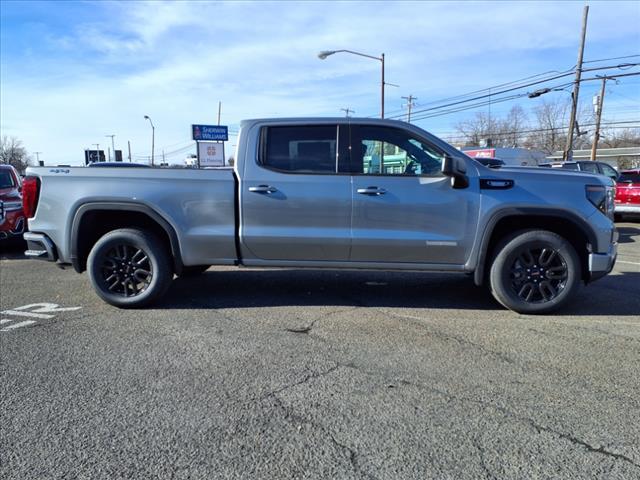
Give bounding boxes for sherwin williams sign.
[192,125,228,141]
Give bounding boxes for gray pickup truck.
[23,118,617,314]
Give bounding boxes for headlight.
[586,185,614,219]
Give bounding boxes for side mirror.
[442,155,469,189]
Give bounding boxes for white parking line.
[617,260,640,266]
[0,320,37,332]
[0,310,54,319]
[0,303,82,333]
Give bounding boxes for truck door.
[240,123,352,262]
[345,124,480,265]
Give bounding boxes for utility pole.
[341,108,355,117]
[128,140,132,162]
[217,101,222,125]
[381,53,385,119]
[105,134,116,161]
[590,76,607,161]
[402,95,417,123]
[563,5,589,161]
[34,152,42,166]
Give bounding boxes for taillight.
[22,176,40,218]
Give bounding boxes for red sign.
[464,148,496,158]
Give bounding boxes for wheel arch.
[473,208,597,286]
[70,202,183,274]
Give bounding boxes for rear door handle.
[249,185,278,194]
[357,187,387,196]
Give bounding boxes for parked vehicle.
[473,157,505,168]
[0,164,26,242]
[614,169,640,220]
[539,161,619,182]
[462,147,544,166]
[23,118,617,314]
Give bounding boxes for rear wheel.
[87,228,172,308]
[489,230,581,314]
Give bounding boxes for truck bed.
[26,166,238,266]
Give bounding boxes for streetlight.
[144,115,155,166]
[318,49,386,119]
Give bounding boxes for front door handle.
[357,186,387,196]
[249,185,278,194]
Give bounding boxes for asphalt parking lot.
[1,223,639,480]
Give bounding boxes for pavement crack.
[525,420,640,468]
[260,363,342,400]
[376,373,640,469]
[260,363,378,479]
[384,310,515,365]
[472,437,499,480]
[328,433,378,480]
[284,307,360,335]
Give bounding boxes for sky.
[1,0,639,166]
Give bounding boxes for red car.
[615,168,640,220]
[0,164,26,242]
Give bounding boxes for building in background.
[461,147,546,166]
[547,147,640,170]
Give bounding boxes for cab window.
[580,162,599,174]
[600,163,619,180]
[261,125,338,173]
[349,125,444,176]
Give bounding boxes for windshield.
[0,170,16,188]
[618,172,640,183]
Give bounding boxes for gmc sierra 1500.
[23,118,617,313]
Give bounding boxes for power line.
[438,120,640,143]
[386,63,639,121]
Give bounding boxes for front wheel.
[87,228,173,308]
[489,230,581,314]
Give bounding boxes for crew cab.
[0,164,26,242]
[23,118,617,314]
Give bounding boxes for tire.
[87,228,172,308]
[489,229,581,314]
[177,265,210,277]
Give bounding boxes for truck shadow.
[616,225,640,244]
[160,268,640,316]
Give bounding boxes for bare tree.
[499,105,529,147]
[525,99,570,154]
[454,112,499,147]
[0,136,32,173]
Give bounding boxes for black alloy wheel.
[489,229,581,314]
[87,228,172,308]
[100,243,153,297]
[509,245,568,303]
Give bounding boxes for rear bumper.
[23,232,58,261]
[587,229,617,283]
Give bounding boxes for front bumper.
[23,232,58,261]
[0,208,26,240]
[614,203,640,214]
[587,229,617,282]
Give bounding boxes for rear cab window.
[260,125,338,174]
